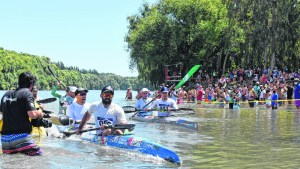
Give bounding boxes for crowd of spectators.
[173,67,300,109]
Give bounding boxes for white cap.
[69,86,77,92]
[141,88,149,92]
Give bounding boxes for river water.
[1,90,300,168]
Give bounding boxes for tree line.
[125,0,300,85]
[0,48,152,91]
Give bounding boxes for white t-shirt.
[88,101,127,134]
[66,102,91,126]
[135,98,153,110]
[266,96,272,106]
[151,98,178,111]
[260,90,266,99]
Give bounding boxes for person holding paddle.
[147,86,179,112]
[134,88,153,111]
[76,86,127,143]
[51,81,77,114]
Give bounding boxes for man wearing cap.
[77,86,127,143]
[148,86,178,111]
[51,81,77,114]
[66,87,90,128]
[134,88,152,111]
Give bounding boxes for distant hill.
[0,47,151,90]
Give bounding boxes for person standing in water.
[294,78,300,109]
[0,72,45,155]
[125,88,133,100]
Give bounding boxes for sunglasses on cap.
[102,93,113,98]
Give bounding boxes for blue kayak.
[132,111,198,130]
[56,125,181,165]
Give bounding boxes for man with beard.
[76,86,127,142]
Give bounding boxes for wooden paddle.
[62,124,136,136]
[36,97,57,104]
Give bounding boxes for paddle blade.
[178,107,194,111]
[122,106,137,113]
[36,98,57,104]
[178,108,195,113]
[62,130,76,137]
[175,65,201,90]
[62,124,136,136]
[59,115,73,126]
[108,124,136,131]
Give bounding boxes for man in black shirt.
[0,71,44,155]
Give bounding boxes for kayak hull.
[56,125,181,165]
[132,111,198,130]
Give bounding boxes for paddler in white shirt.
[134,88,152,111]
[147,86,179,112]
[66,87,90,128]
[76,86,127,142]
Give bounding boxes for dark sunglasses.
[79,93,87,96]
[102,93,113,98]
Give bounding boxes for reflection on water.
[187,105,300,168]
[2,90,300,168]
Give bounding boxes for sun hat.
[69,86,77,92]
[141,88,149,92]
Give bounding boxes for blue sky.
[0,0,157,77]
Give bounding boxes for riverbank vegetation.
[126,0,300,84]
[0,48,152,90]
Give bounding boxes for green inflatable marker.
[175,65,201,90]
